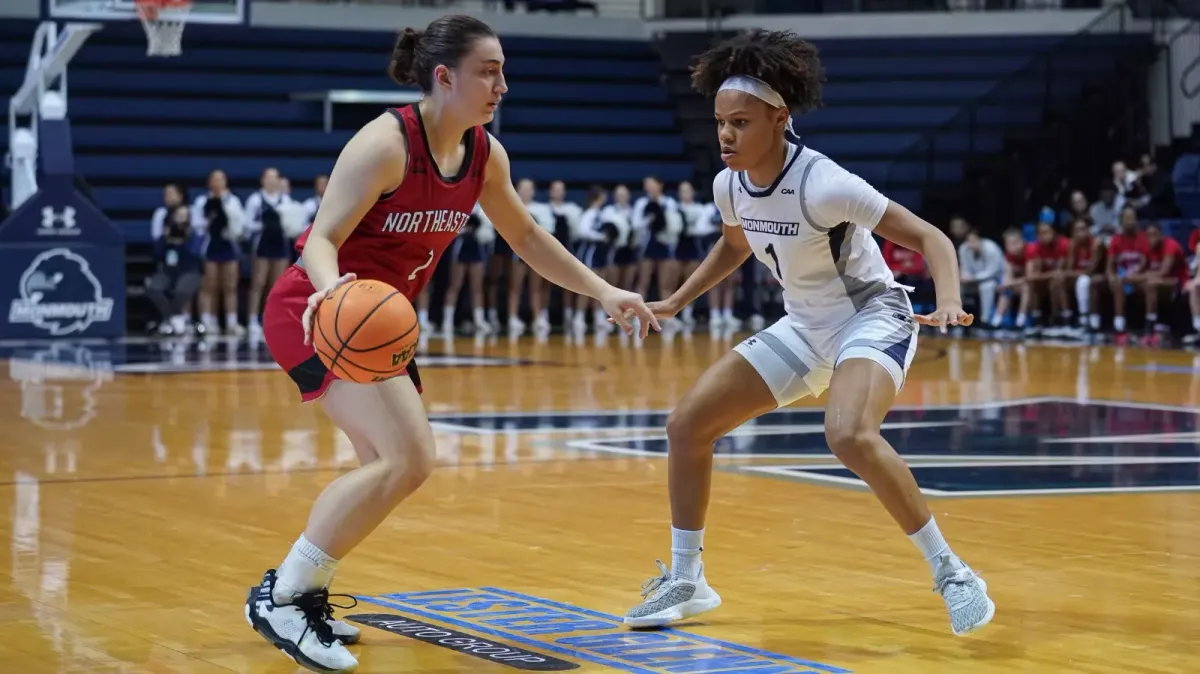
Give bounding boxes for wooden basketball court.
[1,332,1197,673]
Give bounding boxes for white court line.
[428,396,1063,423]
[428,397,1068,434]
[743,458,1200,497]
[561,421,965,458]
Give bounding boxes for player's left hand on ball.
[600,287,662,339]
[915,302,974,334]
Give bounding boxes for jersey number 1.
[408,249,434,281]
[765,243,782,279]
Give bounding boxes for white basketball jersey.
[715,142,898,329]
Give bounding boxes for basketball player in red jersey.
[1064,217,1105,333]
[1140,220,1187,340]
[1107,205,1150,339]
[991,228,1031,329]
[247,16,660,674]
[1027,221,1070,334]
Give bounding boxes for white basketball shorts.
[732,288,919,406]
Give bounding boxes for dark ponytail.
[388,27,422,87]
[387,15,497,94]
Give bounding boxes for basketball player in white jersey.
[623,29,995,637]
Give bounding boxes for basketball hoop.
[134,0,191,57]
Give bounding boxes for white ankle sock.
[908,517,956,572]
[670,526,704,580]
[274,534,340,603]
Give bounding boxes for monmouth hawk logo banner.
[9,249,114,336]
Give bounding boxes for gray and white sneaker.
[624,560,722,628]
[933,555,996,636]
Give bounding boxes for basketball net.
[135,0,192,57]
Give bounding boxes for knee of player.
[823,417,878,460]
[379,442,435,496]
[666,406,715,448]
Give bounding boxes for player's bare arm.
[479,134,661,337]
[297,115,408,344]
[651,224,751,318]
[873,201,973,331]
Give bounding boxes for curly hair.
[689,29,824,114]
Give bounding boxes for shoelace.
[933,568,977,607]
[291,589,347,647]
[322,593,359,625]
[639,560,672,599]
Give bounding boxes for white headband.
[718,75,795,135]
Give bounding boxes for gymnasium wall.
[253,3,1110,38]
[0,0,1115,39]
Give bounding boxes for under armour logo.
[40,206,77,230]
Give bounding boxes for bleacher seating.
[0,19,688,245]
[657,31,1155,217]
[0,17,1159,333]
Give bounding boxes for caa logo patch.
[9,249,114,336]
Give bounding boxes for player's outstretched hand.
[302,272,357,346]
[600,287,662,339]
[644,300,679,320]
[914,301,974,334]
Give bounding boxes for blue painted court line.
[482,587,851,674]
[355,595,659,674]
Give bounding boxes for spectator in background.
[606,184,638,313]
[1136,153,1171,218]
[573,186,615,334]
[1112,160,1139,210]
[958,228,1004,330]
[547,180,583,330]
[1184,230,1200,344]
[1089,185,1119,240]
[1061,190,1089,229]
[150,183,192,330]
[244,167,306,341]
[991,228,1032,329]
[1064,216,1104,333]
[1106,205,1150,339]
[146,204,204,335]
[632,175,683,310]
[151,183,186,240]
[441,202,493,335]
[1140,220,1187,341]
[192,169,245,337]
[509,178,555,335]
[947,215,969,251]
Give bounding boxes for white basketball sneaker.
[245,569,360,673]
[624,560,722,628]
[933,555,996,636]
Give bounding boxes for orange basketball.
[313,280,420,384]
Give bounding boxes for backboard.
[45,0,245,24]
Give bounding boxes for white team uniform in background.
[715,141,919,404]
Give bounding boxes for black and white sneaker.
[244,569,359,673]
